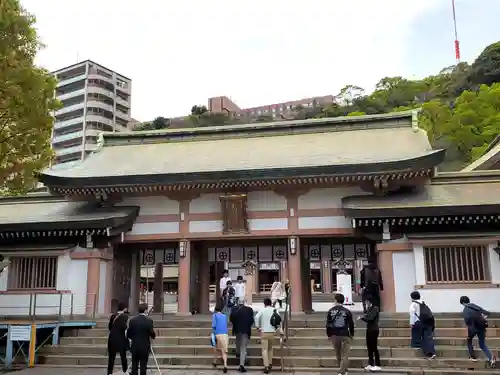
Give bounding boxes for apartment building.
[51,60,132,169]
[208,95,336,119]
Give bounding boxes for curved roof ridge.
[97,110,417,148]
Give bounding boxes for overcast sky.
[22,0,499,121]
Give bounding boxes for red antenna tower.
[451,0,461,63]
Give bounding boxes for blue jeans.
[467,328,492,360]
[411,322,435,356]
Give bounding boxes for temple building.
[0,110,499,316]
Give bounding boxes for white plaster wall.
[413,244,500,312]
[247,191,287,211]
[98,261,107,314]
[298,187,369,209]
[117,196,179,215]
[298,216,351,230]
[248,218,288,231]
[0,255,88,316]
[392,251,417,313]
[190,194,220,213]
[189,220,222,233]
[129,222,180,235]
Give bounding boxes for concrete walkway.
[5,368,395,375]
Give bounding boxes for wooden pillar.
[323,260,332,293]
[153,262,163,313]
[177,240,191,316]
[198,246,210,314]
[288,236,304,315]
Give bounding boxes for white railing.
[0,292,99,318]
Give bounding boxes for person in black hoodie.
[360,261,383,312]
[230,299,255,373]
[357,298,382,372]
[460,296,496,366]
[326,293,354,375]
[107,302,129,375]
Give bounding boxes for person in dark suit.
[126,303,156,375]
[107,302,129,375]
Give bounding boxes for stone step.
[59,335,500,348]
[38,354,500,370]
[92,318,500,329]
[32,364,500,375]
[40,344,500,358]
[73,327,480,337]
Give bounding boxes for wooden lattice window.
[8,256,58,290]
[424,246,490,284]
[220,194,248,234]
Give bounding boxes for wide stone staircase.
[37,313,500,374]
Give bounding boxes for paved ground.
[4,368,392,375]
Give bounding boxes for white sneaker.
[371,366,382,371]
[364,365,374,371]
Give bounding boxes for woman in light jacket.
[270,276,284,309]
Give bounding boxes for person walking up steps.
[255,297,283,374]
[212,304,229,373]
[357,298,381,372]
[230,299,254,373]
[326,293,354,375]
[106,302,129,375]
[460,296,496,367]
[409,291,436,360]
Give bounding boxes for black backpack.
[468,305,488,329]
[364,268,380,288]
[416,302,434,325]
[270,309,282,328]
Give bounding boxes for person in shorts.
[212,304,229,373]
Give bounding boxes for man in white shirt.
[255,298,282,374]
[234,276,246,305]
[219,269,231,297]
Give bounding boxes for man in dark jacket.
[326,293,354,375]
[127,303,156,375]
[107,302,129,375]
[360,262,383,312]
[460,296,496,366]
[230,299,254,373]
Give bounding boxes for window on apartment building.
[8,256,58,290]
[424,245,490,284]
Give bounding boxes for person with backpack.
[409,291,436,359]
[255,297,283,374]
[460,296,496,366]
[326,293,354,375]
[357,297,382,372]
[222,280,236,316]
[360,262,383,312]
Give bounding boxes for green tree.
[135,116,170,131]
[191,105,208,116]
[420,84,500,167]
[467,41,500,87]
[0,0,59,195]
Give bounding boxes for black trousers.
[131,350,149,375]
[366,329,381,367]
[107,345,127,374]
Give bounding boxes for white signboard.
[10,325,31,341]
[336,273,353,305]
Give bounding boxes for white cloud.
[22,0,441,120]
